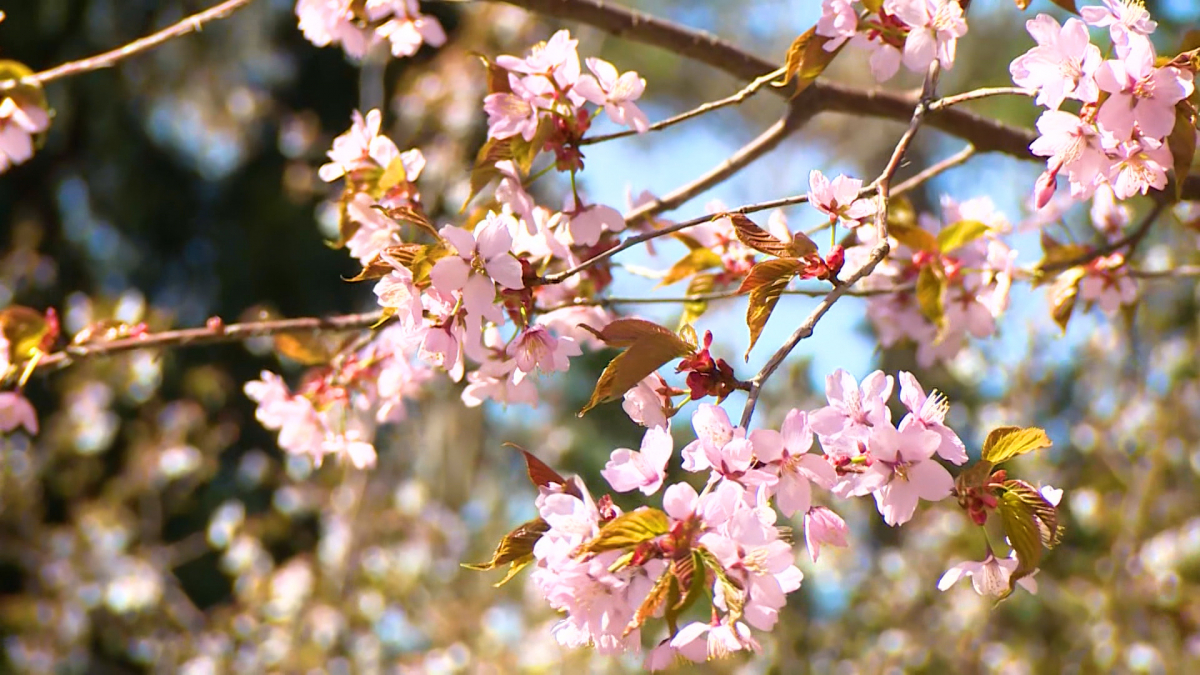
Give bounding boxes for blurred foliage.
[1,0,1200,674]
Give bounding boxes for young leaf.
[0,306,51,363]
[1168,101,1197,200]
[1047,267,1085,333]
[578,320,695,415]
[376,204,439,240]
[981,426,1053,465]
[680,273,716,328]
[463,137,515,210]
[625,567,673,636]
[1048,0,1078,13]
[743,261,796,359]
[778,26,845,95]
[727,213,794,258]
[915,265,945,328]
[1035,233,1090,281]
[697,547,745,621]
[516,447,566,489]
[998,491,1043,598]
[462,517,550,587]
[889,221,941,253]
[660,248,723,287]
[578,508,670,555]
[937,220,991,252]
[345,244,427,282]
[788,230,820,259]
[1003,479,1064,549]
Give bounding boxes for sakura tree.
[0,0,1198,672]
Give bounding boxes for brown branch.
[0,0,258,90]
[1036,202,1167,276]
[32,310,383,372]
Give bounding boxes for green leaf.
[463,137,514,211]
[861,0,883,11]
[937,220,991,252]
[697,547,744,622]
[1168,101,1197,201]
[998,490,1043,598]
[915,265,945,328]
[1034,232,1090,280]
[461,517,550,587]
[981,426,1053,465]
[726,212,795,258]
[660,248,723,287]
[680,273,716,329]
[1047,267,1085,333]
[741,260,797,359]
[778,26,845,96]
[1003,479,1064,549]
[578,508,670,556]
[578,320,696,416]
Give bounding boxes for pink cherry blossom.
[344,194,401,264]
[1106,138,1171,199]
[1009,15,1101,110]
[496,30,582,90]
[1090,183,1131,239]
[563,195,626,246]
[700,503,800,631]
[670,621,757,663]
[494,160,538,233]
[816,0,858,51]
[897,371,967,464]
[1029,110,1107,199]
[938,552,1038,596]
[461,356,539,408]
[482,78,548,142]
[885,0,969,72]
[861,423,952,525]
[295,0,375,58]
[574,58,649,133]
[374,0,446,57]
[851,32,903,82]
[0,391,38,435]
[373,253,423,328]
[750,410,836,517]
[807,170,875,226]
[680,403,736,472]
[803,506,848,562]
[622,373,670,429]
[318,109,401,181]
[0,95,50,173]
[1095,39,1193,142]
[1079,253,1137,314]
[809,369,893,441]
[507,325,579,375]
[601,426,672,495]
[429,212,524,321]
[1080,0,1157,53]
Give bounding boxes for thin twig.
[927,87,1032,111]
[0,0,258,90]
[737,63,943,428]
[891,144,976,195]
[32,310,383,373]
[540,283,913,311]
[580,67,785,145]
[1037,202,1167,275]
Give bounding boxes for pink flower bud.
[803,506,848,562]
[1034,168,1059,210]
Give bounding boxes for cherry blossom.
[885,0,969,72]
[507,325,580,376]
[750,410,837,517]
[621,373,670,429]
[0,391,38,435]
[1009,15,1101,110]
[938,552,1038,597]
[372,253,423,328]
[482,78,550,142]
[803,506,848,562]
[807,170,875,226]
[1090,183,1131,239]
[809,369,893,441]
[1106,138,1172,199]
[1029,110,1107,199]
[860,423,952,526]
[670,621,758,663]
[680,403,737,472]
[851,32,903,82]
[574,58,649,133]
[1095,39,1193,142]
[1080,0,1157,53]
[0,95,50,173]
[374,1,446,58]
[318,109,400,181]
[1079,253,1138,314]
[816,0,859,51]
[897,371,967,465]
[429,213,524,321]
[601,426,672,495]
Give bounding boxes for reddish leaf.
[578,320,695,415]
[743,261,796,359]
[779,26,845,96]
[624,567,672,636]
[516,447,566,489]
[726,213,794,258]
[345,243,427,282]
[1168,101,1197,200]
[462,517,550,586]
[660,248,723,287]
[738,258,800,295]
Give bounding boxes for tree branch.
[0,0,258,90]
[32,310,383,373]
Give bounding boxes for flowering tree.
[1,0,1199,671]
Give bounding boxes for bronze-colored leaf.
[578,320,695,415]
[726,213,794,258]
[578,508,670,556]
[937,220,991,252]
[0,306,50,363]
[345,244,427,282]
[624,567,672,636]
[1035,232,1090,280]
[463,137,515,211]
[473,52,513,95]
[1047,267,1084,333]
[981,426,1052,465]
[680,273,716,328]
[744,261,796,359]
[660,248,723,287]
[1048,0,1078,13]
[517,448,566,489]
[738,258,800,295]
[778,26,845,96]
[1003,479,1064,549]
[376,204,439,240]
[890,221,941,253]
[915,265,945,328]
[789,230,820,259]
[1168,101,1197,201]
[462,517,550,587]
[998,491,1043,598]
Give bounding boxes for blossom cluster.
[1012,2,1195,203]
[817,0,969,82]
[516,369,1001,668]
[295,0,446,59]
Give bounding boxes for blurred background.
[2,0,1200,672]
